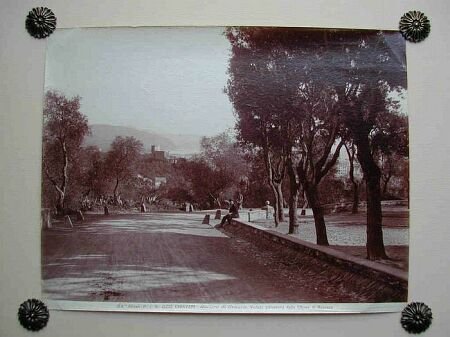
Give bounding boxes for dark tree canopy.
[79,146,108,199]
[226,27,348,240]
[104,136,144,201]
[178,158,234,209]
[226,27,407,257]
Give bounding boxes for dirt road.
[42,212,383,303]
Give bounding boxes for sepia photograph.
[41,27,409,312]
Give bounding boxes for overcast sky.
[45,27,235,136]
[45,27,407,138]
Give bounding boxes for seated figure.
[217,200,239,227]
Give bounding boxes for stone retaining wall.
[223,218,408,300]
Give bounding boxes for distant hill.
[84,124,201,154]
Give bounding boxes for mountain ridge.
[84,124,202,154]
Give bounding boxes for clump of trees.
[226,28,408,259]
[43,91,155,212]
[163,130,253,210]
[41,91,270,213]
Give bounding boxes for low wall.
[245,210,267,222]
[222,218,408,300]
[245,208,314,222]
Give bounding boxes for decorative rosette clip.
[25,7,57,39]
[401,302,433,334]
[399,11,430,43]
[18,299,49,331]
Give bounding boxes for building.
[150,145,166,161]
[336,157,363,180]
[154,177,167,188]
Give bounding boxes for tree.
[226,28,302,226]
[80,146,108,199]
[179,158,234,209]
[104,136,143,202]
[263,146,287,226]
[344,142,363,213]
[375,113,409,199]
[200,130,250,207]
[324,31,407,259]
[226,28,343,240]
[318,165,346,205]
[163,159,195,206]
[289,83,344,241]
[380,153,395,198]
[241,152,274,208]
[139,153,173,178]
[42,91,90,213]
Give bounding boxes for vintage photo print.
[41,27,408,313]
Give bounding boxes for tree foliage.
[226,27,407,257]
[79,146,108,199]
[42,91,90,213]
[200,130,250,206]
[226,28,345,241]
[104,136,143,201]
[178,158,234,209]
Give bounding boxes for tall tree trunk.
[61,141,68,196]
[275,182,284,223]
[352,182,359,214]
[305,186,329,246]
[113,177,119,202]
[48,139,69,215]
[407,178,410,209]
[382,175,391,198]
[288,190,299,234]
[44,167,65,215]
[269,181,280,227]
[287,158,300,234]
[263,146,284,227]
[344,143,359,214]
[356,138,387,260]
[56,191,65,215]
[236,192,243,209]
[365,172,387,259]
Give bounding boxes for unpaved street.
[42,212,391,303]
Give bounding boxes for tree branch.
[317,139,344,183]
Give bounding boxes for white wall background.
[1,0,449,336]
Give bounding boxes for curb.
[224,218,408,291]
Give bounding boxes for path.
[253,209,409,246]
[42,212,376,303]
